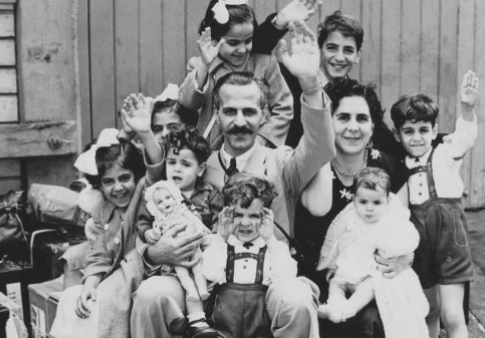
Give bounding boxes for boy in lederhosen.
[391,70,479,338]
[202,174,298,338]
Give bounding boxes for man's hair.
[325,77,384,126]
[198,0,257,41]
[213,71,267,110]
[317,10,364,50]
[89,139,145,189]
[390,94,439,130]
[165,126,211,165]
[353,167,391,196]
[151,101,198,128]
[222,174,274,208]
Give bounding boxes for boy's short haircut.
[353,167,391,196]
[198,0,257,41]
[165,126,211,165]
[222,174,274,208]
[390,94,439,130]
[151,101,198,128]
[317,10,364,50]
[326,77,384,126]
[91,139,146,188]
[213,71,268,111]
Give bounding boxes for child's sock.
[187,312,208,328]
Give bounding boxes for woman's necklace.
[331,150,368,178]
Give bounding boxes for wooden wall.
[74,0,483,208]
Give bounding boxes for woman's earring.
[366,140,373,149]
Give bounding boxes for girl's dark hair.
[151,101,199,128]
[165,126,211,165]
[325,77,384,125]
[87,139,145,188]
[222,174,274,208]
[198,0,257,41]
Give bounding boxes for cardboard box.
[28,279,62,338]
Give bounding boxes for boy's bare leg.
[424,286,441,338]
[439,283,468,338]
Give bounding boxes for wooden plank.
[162,0,186,86]
[400,0,420,95]
[77,0,92,149]
[18,0,79,122]
[0,5,15,10]
[0,159,20,177]
[360,0,381,90]
[276,0,292,12]
[0,178,21,192]
[0,12,14,37]
[341,0,361,82]
[25,155,78,189]
[0,120,77,158]
[0,68,17,92]
[320,0,341,19]
[115,0,139,114]
[469,0,485,208]
[253,0,276,24]
[0,39,15,65]
[185,0,209,72]
[456,0,476,207]
[420,0,439,98]
[380,0,401,125]
[90,0,116,136]
[139,0,163,97]
[437,0,458,131]
[0,95,18,122]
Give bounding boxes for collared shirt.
[406,115,477,205]
[220,143,257,172]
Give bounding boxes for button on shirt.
[406,115,477,205]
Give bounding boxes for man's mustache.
[227,126,253,135]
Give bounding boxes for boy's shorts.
[410,198,473,289]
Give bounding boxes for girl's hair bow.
[212,0,249,24]
[74,128,120,176]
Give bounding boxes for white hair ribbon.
[74,128,120,176]
[154,83,179,102]
[212,0,249,24]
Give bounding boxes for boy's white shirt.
[405,114,477,205]
[220,142,257,172]
[202,233,297,285]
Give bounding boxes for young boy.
[202,174,298,338]
[391,70,479,338]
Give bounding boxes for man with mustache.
[135,22,336,338]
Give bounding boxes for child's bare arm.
[461,70,479,122]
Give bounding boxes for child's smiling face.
[166,147,205,194]
[153,188,177,215]
[218,21,253,67]
[396,120,438,158]
[232,198,263,243]
[100,163,136,209]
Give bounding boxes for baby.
[317,167,429,338]
[144,180,210,301]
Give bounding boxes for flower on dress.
[371,148,381,160]
[339,188,354,202]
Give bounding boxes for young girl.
[316,167,429,338]
[179,0,293,150]
[51,128,159,338]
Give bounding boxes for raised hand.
[217,206,235,240]
[275,0,322,28]
[120,93,153,134]
[277,21,319,80]
[258,207,275,242]
[461,70,479,109]
[197,27,225,66]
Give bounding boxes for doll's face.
[232,198,263,243]
[354,187,389,224]
[153,188,177,215]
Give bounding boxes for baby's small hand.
[461,70,479,109]
[258,207,275,242]
[145,229,161,245]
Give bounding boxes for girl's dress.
[317,196,429,338]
